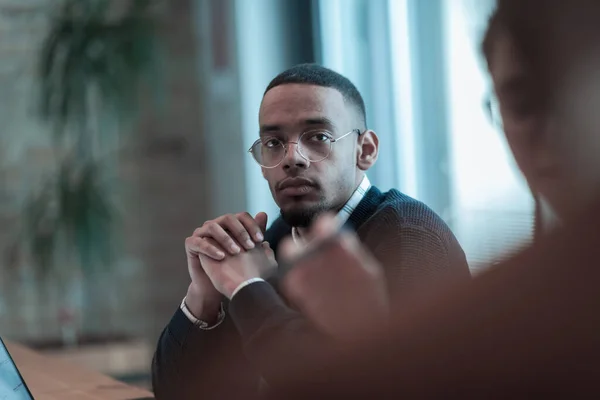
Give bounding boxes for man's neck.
[295,175,369,240]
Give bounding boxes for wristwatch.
[180,297,226,330]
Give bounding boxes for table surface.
[6,341,154,400]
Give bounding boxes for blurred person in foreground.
[256,0,600,397]
[151,64,469,399]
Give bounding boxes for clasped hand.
[185,211,277,303]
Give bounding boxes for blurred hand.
[192,212,269,260]
[280,214,390,343]
[199,239,278,299]
[183,211,267,320]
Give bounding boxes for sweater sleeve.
[151,220,293,399]
[151,307,260,400]
[364,207,470,300]
[228,281,335,390]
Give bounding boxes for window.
[314,0,535,271]
[442,0,534,270]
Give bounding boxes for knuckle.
[205,223,219,234]
[237,211,252,219]
[238,228,250,238]
[185,236,198,250]
[203,236,218,247]
[224,213,236,221]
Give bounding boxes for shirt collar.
[291,175,372,245]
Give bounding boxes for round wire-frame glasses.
[484,93,503,130]
[248,128,362,168]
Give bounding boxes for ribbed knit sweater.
[151,186,470,400]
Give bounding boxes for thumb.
[278,236,303,262]
[309,213,339,241]
[255,212,268,233]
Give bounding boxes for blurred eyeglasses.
[484,93,503,130]
[248,129,361,168]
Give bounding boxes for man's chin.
[280,205,324,228]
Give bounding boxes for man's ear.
[356,130,379,171]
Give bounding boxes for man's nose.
[282,142,309,169]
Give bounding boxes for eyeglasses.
[484,93,503,130]
[248,129,362,168]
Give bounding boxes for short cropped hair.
[265,63,367,128]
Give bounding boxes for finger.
[236,212,265,243]
[185,237,203,280]
[279,218,342,265]
[282,260,324,313]
[262,241,275,259]
[309,213,340,241]
[186,236,226,260]
[201,222,242,254]
[279,236,304,262]
[222,214,256,250]
[261,240,272,252]
[337,232,382,275]
[254,212,268,236]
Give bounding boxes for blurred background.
[0,0,533,390]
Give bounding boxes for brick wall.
[0,0,209,342]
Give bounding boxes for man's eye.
[307,132,330,142]
[264,139,282,148]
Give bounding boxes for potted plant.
[17,0,163,357]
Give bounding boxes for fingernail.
[231,244,241,253]
[256,232,264,241]
[246,239,255,249]
[216,251,225,259]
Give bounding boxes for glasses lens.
[299,130,332,161]
[486,95,504,130]
[251,138,285,167]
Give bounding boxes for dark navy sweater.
[151,187,470,399]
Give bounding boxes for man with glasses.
[151,63,469,399]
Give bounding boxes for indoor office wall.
[0,0,315,344]
[0,0,206,373]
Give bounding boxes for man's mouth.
[277,177,316,197]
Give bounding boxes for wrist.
[185,284,222,322]
[230,277,266,299]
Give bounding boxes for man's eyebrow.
[304,117,335,127]
[259,117,336,135]
[259,124,281,134]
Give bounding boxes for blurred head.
[482,0,600,220]
[253,64,378,227]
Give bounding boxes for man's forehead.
[259,84,347,127]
